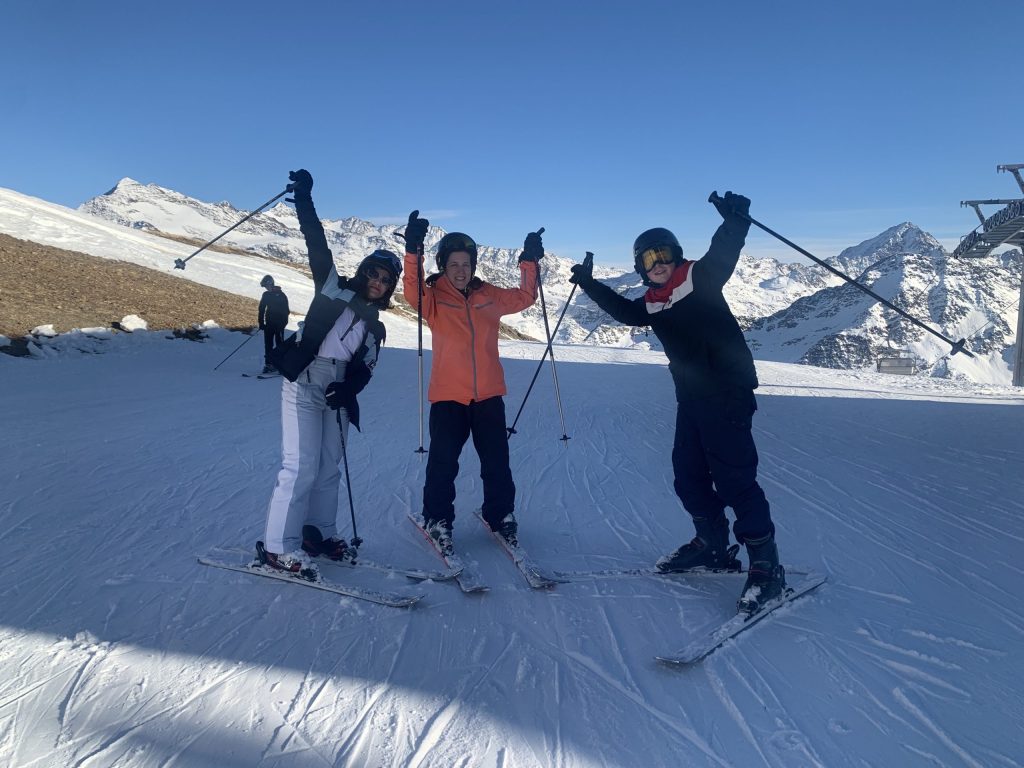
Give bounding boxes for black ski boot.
[301,525,354,563]
[424,518,454,556]
[656,514,740,573]
[489,513,518,548]
[737,534,787,615]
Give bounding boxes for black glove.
[569,259,593,284]
[324,380,355,410]
[519,230,544,263]
[711,190,750,222]
[287,169,313,197]
[403,210,429,254]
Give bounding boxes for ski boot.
[656,514,741,573]
[489,513,518,548]
[255,541,319,581]
[301,525,355,563]
[424,518,454,557]
[737,533,787,615]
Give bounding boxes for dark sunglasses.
[362,265,395,287]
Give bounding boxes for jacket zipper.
[463,293,478,400]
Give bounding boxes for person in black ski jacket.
[569,191,785,614]
[259,168,402,577]
[258,275,289,374]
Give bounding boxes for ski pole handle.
[707,191,751,222]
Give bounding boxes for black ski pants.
[423,397,515,529]
[263,324,285,365]
[671,391,773,545]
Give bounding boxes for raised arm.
[489,228,543,314]
[400,210,435,317]
[694,191,752,291]
[287,169,335,291]
[569,258,650,327]
[492,261,539,315]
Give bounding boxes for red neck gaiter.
[644,261,691,304]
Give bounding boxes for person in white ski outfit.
[259,169,401,576]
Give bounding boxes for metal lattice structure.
[953,165,1024,386]
[954,165,1024,259]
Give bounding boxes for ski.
[198,551,424,608]
[212,546,461,582]
[241,372,281,379]
[552,564,814,581]
[473,511,566,589]
[656,572,827,665]
[407,514,488,593]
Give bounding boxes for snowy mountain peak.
[101,177,147,196]
[66,180,1019,383]
[74,182,846,346]
[829,222,943,278]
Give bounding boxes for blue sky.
[3,0,1022,268]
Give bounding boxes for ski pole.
[531,228,570,443]
[710,192,974,358]
[393,220,428,455]
[174,187,291,270]
[508,251,593,439]
[336,410,362,554]
[213,330,257,370]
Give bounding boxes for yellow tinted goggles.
[639,246,675,271]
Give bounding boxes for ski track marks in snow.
[3,334,1024,767]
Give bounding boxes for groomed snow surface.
[2,318,1022,768]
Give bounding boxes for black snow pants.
[263,324,285,365]
[423,397,515,529]
[671,391,774,544]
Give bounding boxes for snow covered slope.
[1,322,1022,767]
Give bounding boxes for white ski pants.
[264,357,350,554]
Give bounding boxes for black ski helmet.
[435,232,478,272]
[632,227,684,286]
[260,274,275,288]
[356,249,402,306]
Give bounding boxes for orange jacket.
[403,252,538,404]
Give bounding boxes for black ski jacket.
[270,190,386,428]
[576,219,757,401]
[259,287,290,328]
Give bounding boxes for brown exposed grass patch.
[0,232,260,338]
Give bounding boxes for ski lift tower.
[953,164,1024,386]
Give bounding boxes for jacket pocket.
[723,390,756,429]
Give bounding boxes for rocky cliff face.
[745,223,1021,382]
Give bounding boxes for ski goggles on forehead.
[639,246,676,272]
[362,265,394,286]
[443,234,477,254]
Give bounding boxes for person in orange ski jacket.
[402,211,541,554]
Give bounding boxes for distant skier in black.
[260,169,401,577]
[569,191,785,614]
[258,275,289,374]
